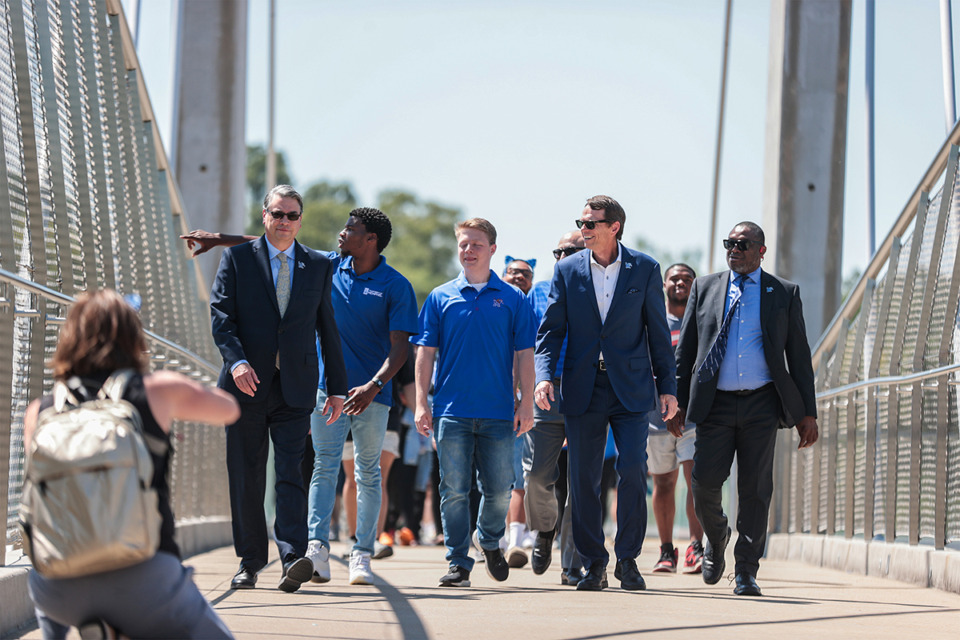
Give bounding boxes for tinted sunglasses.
[553,246,585,259]
[723,238,754,251]
[575,219,614,230]
[267,210,302,221]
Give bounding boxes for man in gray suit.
[671,221,818,597]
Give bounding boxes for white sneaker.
[522,530,537,549]
[307,540,331,583]
[349,550,373,585]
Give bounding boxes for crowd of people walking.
[19,184,820,638]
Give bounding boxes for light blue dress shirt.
[716,266,772,391]
[265,239,296,289]
[229,239,295,373]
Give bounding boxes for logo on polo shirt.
[493,298,503,308]
[363,287,384,298]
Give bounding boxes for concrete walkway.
[11,536,960,639]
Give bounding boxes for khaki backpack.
[19,370,165,578]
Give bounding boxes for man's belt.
[718,382,774,397]
[597,359,607,372]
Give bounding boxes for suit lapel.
[578,252,603,324]
[603,247,632,324]
[253,236,281,316]
[759,269,774,341]
[290,242,308,308]
[713,271,728,329]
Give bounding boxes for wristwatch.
[372,377,384,389]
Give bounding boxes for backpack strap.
[52,380,82,412]
[98,369,136,402]
[97,370,170,458]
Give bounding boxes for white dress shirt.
[589,244,622,361]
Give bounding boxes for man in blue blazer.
[534,195,678,591]
[211,185,347,593]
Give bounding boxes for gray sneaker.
[373,541,394,559]
[439,564,471,587]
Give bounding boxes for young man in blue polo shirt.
[179,208,418,586]
[308,208,419,585]
[414,217,537,588]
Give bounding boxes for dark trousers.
[565,370,649,570]
[226,375,311,571]
[691,385,779,577]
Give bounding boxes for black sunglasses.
[723,238,754,251]
[267,209,302,222]
[575,219,614,230]
[553,246,585,259]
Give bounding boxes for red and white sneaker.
[683,540,704,574]
[653,544,678,573]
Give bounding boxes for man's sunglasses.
[723,238,755,251]
[266,210,302,221]
[553,246,585,259]
[575,219,614,230]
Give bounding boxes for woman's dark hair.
[50,289,149,380]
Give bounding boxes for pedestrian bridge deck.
[11,536,960,640]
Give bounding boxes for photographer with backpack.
[20,289,240,639]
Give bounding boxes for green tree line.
[245,145,460,304]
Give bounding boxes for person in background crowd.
[523,231,585,585]
[648,263,704,574]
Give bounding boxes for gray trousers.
[28,551,234,639]
[523,399,581,573]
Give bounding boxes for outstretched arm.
[180,230,255,257]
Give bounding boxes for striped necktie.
[696,274,745,384]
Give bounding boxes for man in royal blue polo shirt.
[414,217,537,588]
[308,208,418,586]
[180,207,418,586]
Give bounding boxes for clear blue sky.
[128,0,955,283]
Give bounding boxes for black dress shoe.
[531,530,555,575]
[278,557,313,593]
[230,566,257,589]
[702,526,731,585]
[576,564,608,591]
[734,572,762,596]
[614,557,646,591]
[560,568,582,586]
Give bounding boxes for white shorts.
[646,427,696,475]
[341,430,401,461]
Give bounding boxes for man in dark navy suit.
[671,221,818,597]
[211,184,347,593]
[534,195,677,591]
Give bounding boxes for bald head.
[553,230,586,260]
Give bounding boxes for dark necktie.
[697,274,745,384]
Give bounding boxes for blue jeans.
[307,389,390,554]
[435,416,515,571]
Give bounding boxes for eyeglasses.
[575,219,614,230]
[723,238,755,251]
[266,209,302,221]
[553,246,585,259]
[506,268,533,278]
